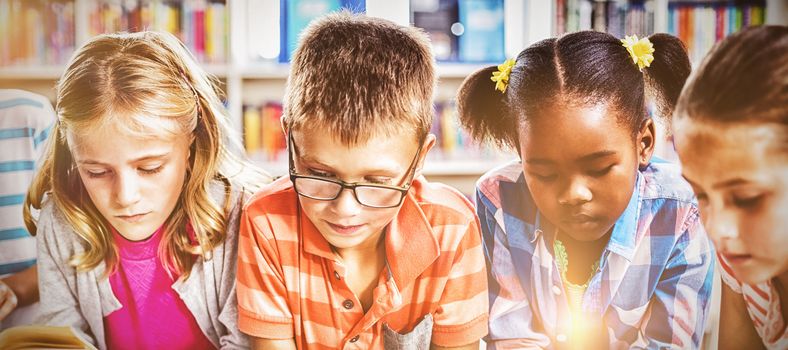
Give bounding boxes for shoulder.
[640,161,696,204]
[36,198,84,256]
[475,160,524,209]
[637,161,703,234]
[409,177,476,225]
[0,89,56,125]
[242,176,299,241]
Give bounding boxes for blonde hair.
[284,11,436,144]
[24,31,269,278]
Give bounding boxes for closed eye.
[86,169,109,178]
[732,194,764,209]
[530,173,557,182]
[307,168,334,178]
[588,165,614,177]
[364,177,393,185]
[139,165,163,175]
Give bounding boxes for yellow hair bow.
[491,58,516,93]
[620,35,655,71]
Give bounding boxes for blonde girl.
[23,31,268,350]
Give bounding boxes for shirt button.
[343,299,354,310]
[552,285,562,295]
[349,335,359,343]
[556,333,568,342]
[334,271,341,280]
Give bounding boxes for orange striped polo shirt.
[237,176,488,349]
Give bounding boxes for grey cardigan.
[35,184,249,349]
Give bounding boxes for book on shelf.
[556,0,655,36]
[412,0,460,61]
[84,0,228,64]
[280,0,365,63]
[0,0,76,67]
[412,0,505,63]
[457,0,505,63]
[668,1,765,64]
[243,102,286,162]
[242,100,508,166]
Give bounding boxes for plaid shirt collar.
[497,170,644,262]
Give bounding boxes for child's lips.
[326,222,364,235]
[116,212,150,223]
[562,214,598,227]
[723,252,754,265]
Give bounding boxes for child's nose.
[707,207,740,240]
[331,188,363,216]
[558,178,592,206]
[114,172,142,207]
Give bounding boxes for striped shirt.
[478,160,715,349]
[0,89,54,278]
[237,176,489,349]
[718,255,788,349]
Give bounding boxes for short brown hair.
[675,25,787,142]
[284,11,436,144]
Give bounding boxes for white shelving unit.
[1,0,784,193]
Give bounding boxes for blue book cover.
[458,0,505,63]
[280,0,365,62]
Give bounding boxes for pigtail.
[643,33,691,121]
[457,66,517,150]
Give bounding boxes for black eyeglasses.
[288,133,422,208]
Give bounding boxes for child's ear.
[637,118,656,169]
[414,134,437,177]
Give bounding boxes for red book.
[715,6,724,41]
[194,9,205,61]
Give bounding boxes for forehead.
[291,127,419,173]
[675,119,787,184]
[519,104,632,160]
[67,116,186,160]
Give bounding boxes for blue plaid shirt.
[477,160,715,349]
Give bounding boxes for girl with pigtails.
[458,31,714,349]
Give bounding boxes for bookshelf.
[1,0,784,194]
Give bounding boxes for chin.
[559,225,611,242]
[732,265,780,285]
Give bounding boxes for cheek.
[78,176,109,204]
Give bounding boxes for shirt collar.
[605,171,644,261]
[301,178,440,289]
[499,168,644,261]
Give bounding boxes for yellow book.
[0,325,97,350]
[244,107,262,154]
[205,5,214,61]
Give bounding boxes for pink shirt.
[104,226,215,350]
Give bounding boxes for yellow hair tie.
[620,35,655,71]
[491,58,516,93]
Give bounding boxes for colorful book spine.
[0,0,75,66]
[84,0,226,64]
[668,1,765,65]
[556,0,654,36]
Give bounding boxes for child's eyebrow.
[77,153,169,166]
[576,150,617,163]
[525,150,616,165]
[713,178,751,190]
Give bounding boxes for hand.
[0,279,19,321]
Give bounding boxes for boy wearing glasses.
[236,12,488,350]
